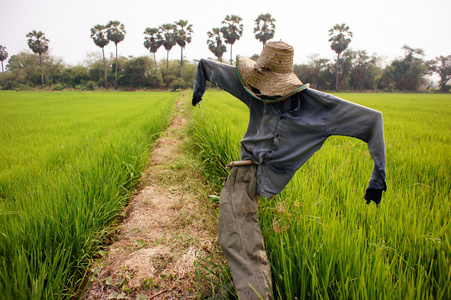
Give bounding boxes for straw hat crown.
[237,41,307,102]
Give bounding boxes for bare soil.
[82,97,219,300]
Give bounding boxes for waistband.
[225,160,258,169]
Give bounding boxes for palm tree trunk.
[115,43,118,89]
[180,47,184,85]
[230,44,233,65]
[335,54,340,91]
[1,61,4,73]
[39,53,44,88]
[154,52,159,88]
[102,47,108,89]
[166,50,169,89]
[335,65,339,91]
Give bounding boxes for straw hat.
[236,41,308,102]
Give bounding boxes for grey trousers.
[218,164,272,299]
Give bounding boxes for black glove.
[364,187,385,207]
[192,95,202,106]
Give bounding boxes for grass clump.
[0,91,178,299]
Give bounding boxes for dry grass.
[82,96,219,300]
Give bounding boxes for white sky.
[1,0,450,67]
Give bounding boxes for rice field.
[0,91,178,299]
[188,91,451,299]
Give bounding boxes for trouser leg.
[218,164,272,299]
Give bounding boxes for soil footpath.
[83,96,218,300]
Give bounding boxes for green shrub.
[85,81,96,91]
[16,83,33,91]
[0,72,21,90]
[52,83,65,91]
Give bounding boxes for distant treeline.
[0,51,197,91]
[0,15,449,92]
[0,47,449,92]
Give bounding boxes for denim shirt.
[193,59,387,204]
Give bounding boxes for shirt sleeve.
[192,58,252,106]
[322,93,387,205]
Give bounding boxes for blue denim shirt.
[193,59,387,205]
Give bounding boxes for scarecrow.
[192,41,387,299]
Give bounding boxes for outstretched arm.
[192,59,252,107]
[315,91,387,206]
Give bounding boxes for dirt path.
[82,96,218,300]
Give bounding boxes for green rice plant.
[188,91,451,299]
[187,90,247,187]
[0,91,178,299]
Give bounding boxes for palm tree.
[144,27,163,87]
[175,20,193,85]
[106,20,126,89]
[160,23,177,89]
[402,45,425,61]
[254,13,276,48]
[328,23,353,91]
[90,25,110,89]
[221,15,243,64]
[207,28,227,62]
[0,45,8,72]
[26,30,49,88]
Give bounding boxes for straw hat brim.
[236,55,308,103]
